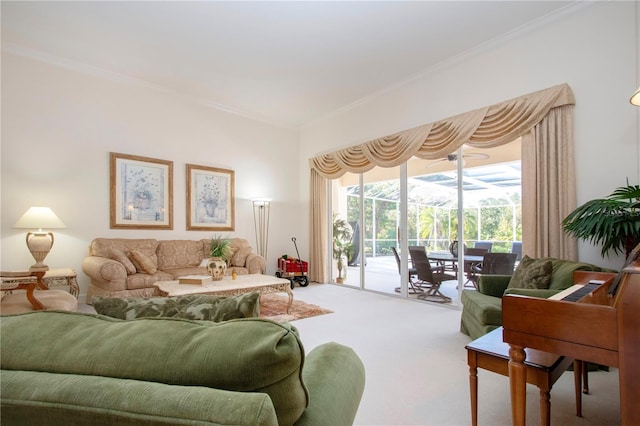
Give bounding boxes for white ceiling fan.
[428,149,489,168]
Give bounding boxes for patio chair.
[474,241,493,252]
[463,247,489,288]
[510,241,523,262]
[409,247,456,303]
[391,247,423,294]
[466,252,517,288]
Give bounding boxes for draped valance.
[309,84,575,179]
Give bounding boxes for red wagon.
[275,237,309,288]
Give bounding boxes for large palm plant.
[562,184,640,258]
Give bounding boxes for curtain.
[308,83,576,282]
[310,84,575,178]
[309,169,328,283]
[521,105,577,260]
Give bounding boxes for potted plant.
[210,235,233,262]
[333,216,353,284]
[562,183,640,258]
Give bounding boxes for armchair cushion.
[507,256,552,290]
[477,275,511,297]
[92,292,260,322]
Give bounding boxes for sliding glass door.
[328,140,522,306]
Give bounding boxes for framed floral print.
[187,164,235,231]
[110,152,173,229]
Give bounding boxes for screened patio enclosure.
[344,161,522,260]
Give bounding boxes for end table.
[1,268,79,298]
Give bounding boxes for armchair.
[460,256,606,340]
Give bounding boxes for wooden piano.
[502,262,640,425]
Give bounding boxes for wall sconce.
[13,207,66,271]
[252,200,271,265]
[631,86,640,106]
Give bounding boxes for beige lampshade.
[14,207,65,271]
[631,86,640,106]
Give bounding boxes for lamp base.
[26,232,54,272]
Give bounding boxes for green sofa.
[460,257,606,340]
[1,311,365,426]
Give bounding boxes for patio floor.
[338,255,463,306]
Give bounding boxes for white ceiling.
[2,1,576,128]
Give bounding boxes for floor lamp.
[253,200,270,269]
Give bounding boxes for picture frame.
[110,152,173,229]
[187,164,235,231]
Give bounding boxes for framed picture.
[187,164,235,231]
[110,152,173,229]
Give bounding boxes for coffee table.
[154,274,294,313]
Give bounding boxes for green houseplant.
[562,184,640,258]
[333,216,353,284]
[210,235,233,262]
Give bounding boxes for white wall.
[1,53,303,298]
[300,1,640,270]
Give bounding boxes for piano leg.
[539,388,551,426]
[508,344,527,426]
[573,360,583,417]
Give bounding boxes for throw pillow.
[231,246,253,267]
[92,292,260,322]
[507,256,552,290]
[128,250,158,274]
[108,248,137,275]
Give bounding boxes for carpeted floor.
[259,293,332,323]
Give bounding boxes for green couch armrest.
[294,342,365,426]
[503,288,560,299]
[477,275,512,298]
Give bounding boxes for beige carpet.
[259,293,332,323]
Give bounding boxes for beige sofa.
[82,238,265,302]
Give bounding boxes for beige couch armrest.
[82,256,127,292]
[245,253,266,274]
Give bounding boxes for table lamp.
[13,207,66,271]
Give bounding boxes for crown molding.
[2,42,295,129]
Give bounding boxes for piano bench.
[466,326,586,426]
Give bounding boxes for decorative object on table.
[562,183,640,257]
[207,259,227,280]
[449,240,466,257]
[13,207,66,271]
[332,216,353,284]
[110,152,173,230]
[186,164,235,231]
[178,274,213,285]
[252,199,270,267]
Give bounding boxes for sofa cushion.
[507,256,552,290]
[128,250,158,274]
[91,238,159,267]
[107,248,137,275]
[92,293,260,322]
[1,312,309,426]
[157,240,205,270]
[232,246,253,267]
